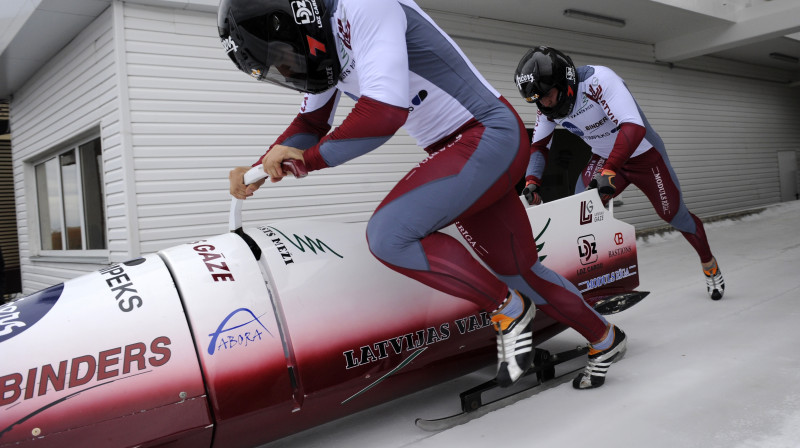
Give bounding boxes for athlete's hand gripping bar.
[229,160,308,232]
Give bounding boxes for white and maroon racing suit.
[256,0,609,341]
[526,65,714,264]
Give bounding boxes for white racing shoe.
[491,291,535,388]
[573,325,627,390]
[704,258,725,300]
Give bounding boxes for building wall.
[1,115,21,296]
[9,3,800,293]
[10,6,123,292]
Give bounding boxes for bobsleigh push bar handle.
[229,160,308,232]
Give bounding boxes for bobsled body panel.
[0,255,210,447]
[199,223,493,447]
[525,191,640,299]
[201,189,642,445]
[0,189,643,448]
[157,233,295,446]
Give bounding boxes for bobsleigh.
[0,165,646,448]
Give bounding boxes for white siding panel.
[10,7,120,294]
[122,3,423,253]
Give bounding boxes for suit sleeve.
[526,110,556,184]
[298,0,411,172]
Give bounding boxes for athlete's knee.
[667,204,697,234]
[366,214,417,268]
[366,215,394,261]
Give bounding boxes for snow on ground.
[262,200,800,448]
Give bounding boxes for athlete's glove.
[522,180,542,205]
[588,169,616,203]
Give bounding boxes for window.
[34,137,105,252]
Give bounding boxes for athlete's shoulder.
[581,65,624,84]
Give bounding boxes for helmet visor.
[248,41,309,91]
[226,11,313,91]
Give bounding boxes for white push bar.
[229,161,308,232]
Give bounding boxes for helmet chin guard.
[514,46,578,120]
[218,0,340,94]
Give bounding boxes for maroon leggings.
[578,148,713,263]
[366,99,608,342]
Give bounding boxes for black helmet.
[514,46,578,119]
[218,0,340,93]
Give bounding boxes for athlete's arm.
[525,111,556,185]
[604,122,646,173]
[302,0,411,171]
[593,67,646,173]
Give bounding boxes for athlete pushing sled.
[223,0,626,391]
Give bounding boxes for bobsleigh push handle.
[229,160,308,232]
[242,159,309,184]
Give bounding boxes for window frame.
[29,134,108,261]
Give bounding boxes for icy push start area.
[262,200,800,448]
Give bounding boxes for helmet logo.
[291,0,321,27]
[515,73,535,90]
[222,35,238,55]
[525,93,540,103]
[307,36,327,56]
[566,66,576,83]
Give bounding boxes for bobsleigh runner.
[0,162,648,447]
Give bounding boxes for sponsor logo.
[259,226,295,265]
[566,66,576,83]
[343,322,452,369]
[586,83,619,126]
[411,139,454,172]
[585,116,608,131]
[578,265,637,293]
[300,95,309,113]
[652,167,671,216]
[291,0,319,26]
[261,226,343,259]
[336,9,353,81]
[577,262,604,276]
[608,246,632,258]
[189,241,235,282]
[337,18,352,50]
[207,308,274,355]
[515,73,536,90]
[221,35,237,54]
[0,336,171,407]
[456,217,551,263]
[340,310,499,404]
[562,121,584,136]
[580,200,594,225]
[0,284,63,343]
[578,234,598,265]
[614,232,624,245]
[455,221,487,256]
[306,35,327,56]
[409,90,428,111]
[343,311,499,370]
[99,258,146,312]
[569,95,592,119]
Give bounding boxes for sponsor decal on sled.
[207,308,274,355]
[0,336,172,407]
[0,284,63,342]
[578,265,638,293]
